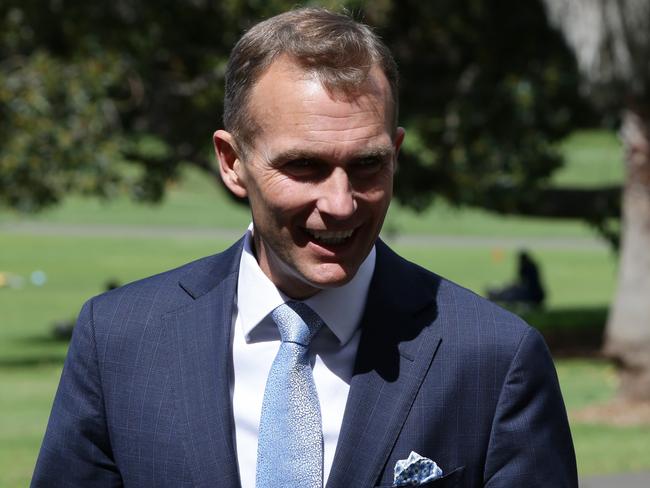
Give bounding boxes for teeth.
[306,228,354,244]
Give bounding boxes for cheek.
[247,173,288,208]
[356,175,393,206]
[251,181,313,226]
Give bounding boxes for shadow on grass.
[520,305,608,356]
[0,334,68,368]
[0,354,66,368]
[16,334,71,345]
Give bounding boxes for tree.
[1,0,242,211]
[544,0,650,400]
[376,1,598,210]
[2,1,608,220]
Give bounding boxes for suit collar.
[177,236,245,300]
[351,239,440,364]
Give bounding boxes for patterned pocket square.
[393,451,443,486]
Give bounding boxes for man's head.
[222,7,399,150]
[214,8,404,298]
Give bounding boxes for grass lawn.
[556,359,650,475]
[553,130,624,187]
[1,129,645,486]
[0,366,62,488]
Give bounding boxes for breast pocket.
[374,466,465,488]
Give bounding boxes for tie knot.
[271,301,324,346]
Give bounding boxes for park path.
[581,472,650,487]
[1,221,609,250]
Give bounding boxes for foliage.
[375,0,587,212]
[0,50,130,211]
[1,0,226,210]
[0,0,591,216]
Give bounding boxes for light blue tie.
[256,301,324,488]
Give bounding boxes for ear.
[213,129,248,198]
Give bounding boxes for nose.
[316,168,356,219]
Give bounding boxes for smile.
[305,228,355,245]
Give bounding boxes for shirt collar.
[236,225,376,346]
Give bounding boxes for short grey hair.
[223,7,399,152]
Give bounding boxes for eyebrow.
[269,145,394,165]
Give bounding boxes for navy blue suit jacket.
[32,239,577,487]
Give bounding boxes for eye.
[282,158,327,179]
[286,159,314,169]
[352,157,386,174]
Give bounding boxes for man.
[32,8,577,488]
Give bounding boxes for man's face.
[216,56,404,298]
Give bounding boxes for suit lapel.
[327,241,443,488]
[164,240,244,488]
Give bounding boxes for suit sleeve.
[31,299,122,487]
[483,327,578,487]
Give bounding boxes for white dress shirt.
[232,228,376,487]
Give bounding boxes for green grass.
[553,129,624,187]
[555,359,650,475]
[571,424,650,475]
[0,169,252,229]
[391,244,616,308]
[385,202,601,237]
[0,366,61,488]
[556,359,619,411]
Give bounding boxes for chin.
[304,263,357,289]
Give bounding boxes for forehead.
[246,57,393,146]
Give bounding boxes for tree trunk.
[605,108,650,401]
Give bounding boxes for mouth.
[304,228,356,246]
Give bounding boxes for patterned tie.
[256,301,324,488]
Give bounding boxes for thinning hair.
[223,7,399,152]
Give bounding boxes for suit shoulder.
[420,270,547,377]
[440,272,529,325]
[441,275,536,351]
[387,246,534,349]
[85,239,243,325]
